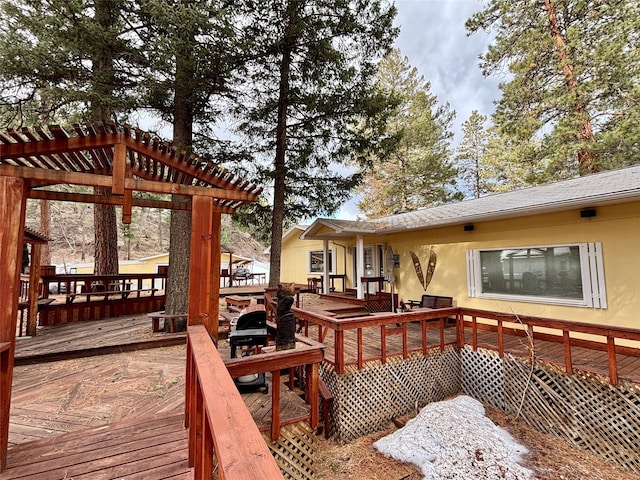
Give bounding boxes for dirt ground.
[313,403,640,480]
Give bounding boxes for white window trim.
[307,248,336,275]
[467,242,607,309]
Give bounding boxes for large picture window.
[466,243,606,308]
[308,249,335,274]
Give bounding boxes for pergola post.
[26,244,42,337]
[188,195,222,340]
[0,176,27,470]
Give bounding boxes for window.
[466,243,606,308]
[308,249,335,274]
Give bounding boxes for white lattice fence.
[462,346,640,474]
[263,422,317,480]
[321,348,461,442]
[461,347,505,410]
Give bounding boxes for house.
[285,165,640,330]
[72,248,266,288]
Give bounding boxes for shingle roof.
[301,165,640,238]
[376,165,640,233]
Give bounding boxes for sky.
[332,0,502,221]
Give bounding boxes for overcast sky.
[333,0,502,221]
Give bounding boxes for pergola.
[0,121,261,469]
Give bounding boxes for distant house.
[72,248,266,288]
[283,165,640,330]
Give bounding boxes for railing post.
[607,336,618,386]
[306,363,319,429]
[421,319,428,355]
[439,318,445,352]
[194,379,204,478]
[562,330,573,375]
[357,328,363,370]
[335,330,345,374]
[472,315,478,351]
[401,322,408,359]
[497,319,504,358]
[380,325,387,364]
[271,369,281,440]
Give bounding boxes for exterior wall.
[286,201,640,329]
[280,234,350,288]
[381,202,639,329]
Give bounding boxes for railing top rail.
[458,307,640,342]
[292,306,457,331]
[294,304,640,343]
[188,325,283,479]
[40,272,167,280]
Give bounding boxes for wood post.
[0,177,27,470]
[26,244,41,337]
[188,195,221,340]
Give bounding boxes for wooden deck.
[5,313,309,479]
[2,414,191,480]
[14,313,186,365]
[7,295,640,478]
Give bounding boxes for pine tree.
[467,0,640,178]
[233,0,398,286]
[456,110,489,199]
[0,0,144,275]
[357,48,460,218]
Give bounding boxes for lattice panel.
[324,349,461,442]
[461,346,505,410]
[571,374,640,473]
[504,355,576,442]
[264,422,317,480]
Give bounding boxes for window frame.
[307,248,336,275]
[466,242,607,309]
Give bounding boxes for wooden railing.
[186,325,283,479]
[292,305,640,385]
[293,307,457,374]
[457,308,640,386]
[185,325,325,479]
[39,273,167,299]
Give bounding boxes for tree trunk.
[92,0,120,275]
[544,0,596,175]
[269,0,300,288]
[94,188,119,275]
[165,1,196,329]
[165,199,191,322]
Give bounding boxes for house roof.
[301,165,640,239]
[0,122,262,214]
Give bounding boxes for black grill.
[229,308,268,393]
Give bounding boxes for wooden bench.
[67,288,158,304]
[225,295,251,312]
[148,311,187,333]
[407,294,453,310]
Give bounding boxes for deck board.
[1,414,191,480]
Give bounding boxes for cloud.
[394,0,502,144]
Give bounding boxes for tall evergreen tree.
[467,0,640,178]
[135,0,244,321]
[0,0,145,275]
[234,0,398,287]
[456,110,489,199]
[357,48,460,218]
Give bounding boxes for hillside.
[25,199,269,268]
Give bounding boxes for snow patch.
[374,395,534,479]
